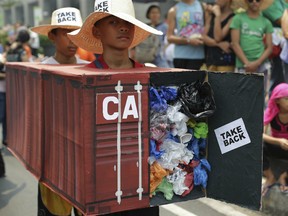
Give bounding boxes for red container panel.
[42,73,86,208]
[6,63,43,179]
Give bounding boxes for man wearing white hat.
[31,7,88,216]
[68,0,161,215]
[31,7,88,64]
[68,0,162,69]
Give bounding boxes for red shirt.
[86,54,144,69]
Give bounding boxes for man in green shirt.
[230,0,273,95]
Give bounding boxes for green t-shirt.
[262,0,288,25]
[230,13,274,68]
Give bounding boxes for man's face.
[93,15,135,51]
[49,28,78,57]
[246,0,262,11]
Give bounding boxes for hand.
[279,138,288,150]
[202,2,208,10]
[244,61,259,72]
[10,42,19,50]
[212,5,221,17]
[188,34,204,46]
[204,4,213,13]
[187,36,204,46]
[218,41,231,53]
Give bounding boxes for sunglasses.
[247,0,261,3]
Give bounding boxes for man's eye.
[125,21,133,27]
[110,20,118,25]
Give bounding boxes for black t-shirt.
[6,43,25,62]
[206,13,235,66]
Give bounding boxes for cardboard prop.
[6,64,43,179]
[6,63,263,215]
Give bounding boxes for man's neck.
[247,9,261,18]
[54,53,77,64]
[102,51,133,69]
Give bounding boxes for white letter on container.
[122,95,138,119]
[103,96,119,120]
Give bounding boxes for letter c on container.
[103,96,119,120]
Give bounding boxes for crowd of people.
[0,0,287,215]
[137,0,288,200]
[133,0,288,100]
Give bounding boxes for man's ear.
[92,26,101,39]
[47,31,56,42]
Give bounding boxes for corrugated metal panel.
[42,72,86,209]
[6,64,43,180]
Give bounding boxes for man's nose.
[119,26,129,32]
[119,22,131,32]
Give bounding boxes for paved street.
[0,147,268,216]
[0,147,37,215]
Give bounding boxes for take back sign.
[96,93,139,125]
[214,118,251,154]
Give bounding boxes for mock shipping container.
[6,63,264,215]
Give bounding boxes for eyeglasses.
[247,0,261,3]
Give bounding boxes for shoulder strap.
[93,60,103,69]
[227,13,235,21]
[93,54,103,68]
[221,13,235,27]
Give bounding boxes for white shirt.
[29,31,40,49]
[41,56,89,64]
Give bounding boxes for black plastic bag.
[178,81,216,119]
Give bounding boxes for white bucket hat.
[68,0,163,53]
[30,7,83,36]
